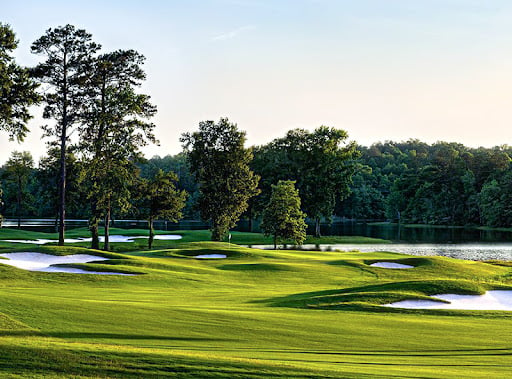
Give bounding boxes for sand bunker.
[195,254,227,259]
[2,234,182,244]
[384,290,512,311]
[2,238,68,245]
[0,252,133,275]
[370,262,414,269]
[153,235,182,240]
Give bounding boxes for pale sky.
[2,0,512,165]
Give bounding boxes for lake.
[5,219,512,244]
[245,221,512,261]
[317,221,512,244]
[246,243,512,261]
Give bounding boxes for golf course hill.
[0,228,511,378]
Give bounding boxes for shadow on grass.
[46,332,236,341]
[0,343,320,379]
[255,279,512,317]
[218,263,293,271]
[0,330,42,337]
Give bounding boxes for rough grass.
[0,231,511,377]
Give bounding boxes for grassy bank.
[0,228,391,252]
[0,239,511,377]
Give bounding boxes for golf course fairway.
[0,229,511,378]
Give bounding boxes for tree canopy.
[136,169,187,249]
[261,180,307,249]
[181,118,260,241]
[2,151,34,228]
[0,23,39,141]
[78,49,157,250]
[253,126,360,236]
[31,24,100,245]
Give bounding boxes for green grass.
[0,230,511,377]
[0,228,390,253]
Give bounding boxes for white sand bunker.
[2,234,182,244]
[153,235,182,240]
[104,235,183,243]
[370,262,414,269]
[2,238,70,245]
[384,290,512,311]
[0,252,133,275]
[195,254,227,259]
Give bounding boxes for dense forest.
[340,140,512,227]
[2,139,512,229]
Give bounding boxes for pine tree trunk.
[103,200,110,251]
[248,202,253,232]
[58,51,68,246]
[89,200,100,250]
[273,235,277,250]
[58,128,66,245]
[90,220,99,250]
[89,199,100,249]
[148,217,154,249]
[211,223,222,241]
[315,218,321,238]
[17,177,21,229]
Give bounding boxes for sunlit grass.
[0,231,511,377]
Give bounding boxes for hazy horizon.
[3,0,512,164]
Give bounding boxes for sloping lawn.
[0,235,511,377]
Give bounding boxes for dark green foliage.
[479,171,512,227]
[77,48,157,250]
[253,126,359,236]
[136,169,187,249]
[2,151,33,228]
[339,140,512,227]
[181,118,260,241]
[34,148,85,220]
[339,171,385,219]
[0,23,39,141]
[137,153,199,219]
[261,180,307,249]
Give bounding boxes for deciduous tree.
[2,151,34,228]
[181,118,260,241]
[136,169,187,249]
[261,180,307,249]
[253,127,359,237]
[0,23,39,141]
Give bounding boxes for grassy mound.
[0,237,511,377]
[265,279,498,310]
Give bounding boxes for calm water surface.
[247,243,512,261]
[246,222,512,261]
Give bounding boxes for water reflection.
[320,222,512,244]
[247,243,512,261]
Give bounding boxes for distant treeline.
[340,140,512,227]
[3,139,512,228]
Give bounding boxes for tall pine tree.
[31,24,100,245]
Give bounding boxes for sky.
[2,0,512,164]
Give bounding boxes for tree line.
[340,140,512,227]
[3,23,512,251]
[1,23,358,248]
